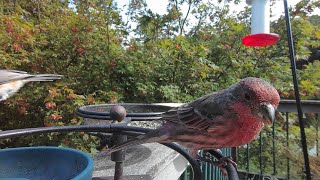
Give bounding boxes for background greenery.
[0,0,319,178]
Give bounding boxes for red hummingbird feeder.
[242,0,280,47]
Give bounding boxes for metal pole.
[283,0,311,179]
[111,132,127,180]
[259,132,263,175]
[272,122,276,175]
[286,112,290,179]
[316,113,319,156]
[231,147,237,163]
[246,144,250,178]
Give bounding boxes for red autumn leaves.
[45,101,56,109]
[15,99,30,115]
[45,101,62,121]
[46,89,62,122]
[3,17,90,55]
[70,25,92,56]
[50,114,62,121]
[3,18,32,53]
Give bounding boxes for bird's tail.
[105,128,169,154]
[26,74,63,82]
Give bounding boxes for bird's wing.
[0,70,32,85]
[0,70,28,74]
[161,92,225,131]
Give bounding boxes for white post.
[243,0,279,46]
[251,0,270,34]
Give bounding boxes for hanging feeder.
[242,0,280,47]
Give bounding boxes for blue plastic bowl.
[0,146,93,180]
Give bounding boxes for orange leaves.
[44,84,96,127]
[71,27,79,33]
[25,31,32,39]
[4,18,13,34]
[109,60,117,68]
[72,37,81,45]
[3,18,13,26]
[76,47,86,55]
[70,29,86,56]
[18,107,27,115]
[86,96,95,104]
[6,27,14,34]
[67,92,77,100]
[45,102,56,109]
[16,99,30,108]
[85,26,93,33]
[14,35,22,41]
[45,88,63,124]
[13,43,22,52]
[48,89,59,98]
[50,113,63,121]
[109,96,118,103]
[1,17,35,55]
[15,99,30,115]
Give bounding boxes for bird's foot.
[213,156,237,176]
[196,154,237,176]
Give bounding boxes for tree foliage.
[0,0,319,178]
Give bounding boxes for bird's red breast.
[226,101,265,146]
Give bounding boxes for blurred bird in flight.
[0,70,63,101]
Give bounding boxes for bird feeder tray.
[0,146,94,180]
[242,33,280,47]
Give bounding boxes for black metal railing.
[238,100,320,179]
[179,148,232,180]
[3,100,316,179]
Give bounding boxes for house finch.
[106,77,280,174]
[0,70,63,101]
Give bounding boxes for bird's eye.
[245,93,251,101]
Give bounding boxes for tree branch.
[174,0,182,34]
[180,0,192,35]
[192,15,203,36]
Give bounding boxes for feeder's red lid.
[242,33,280,47]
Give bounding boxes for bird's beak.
[259,103,275,125]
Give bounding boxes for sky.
[114,0,320,35]
[116,0,318,18]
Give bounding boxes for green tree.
[0,1,319,178]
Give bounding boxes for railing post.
[286,112,290,180]
[259,132,263,176]
[111,132,127,180]
[316,113,319,157]
[272,122,276,175]
[109,105,128,180]
[246,144,250,179]
[231,147,237,165]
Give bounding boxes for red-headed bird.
[0,70,63,101]
[106,77,280,173]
